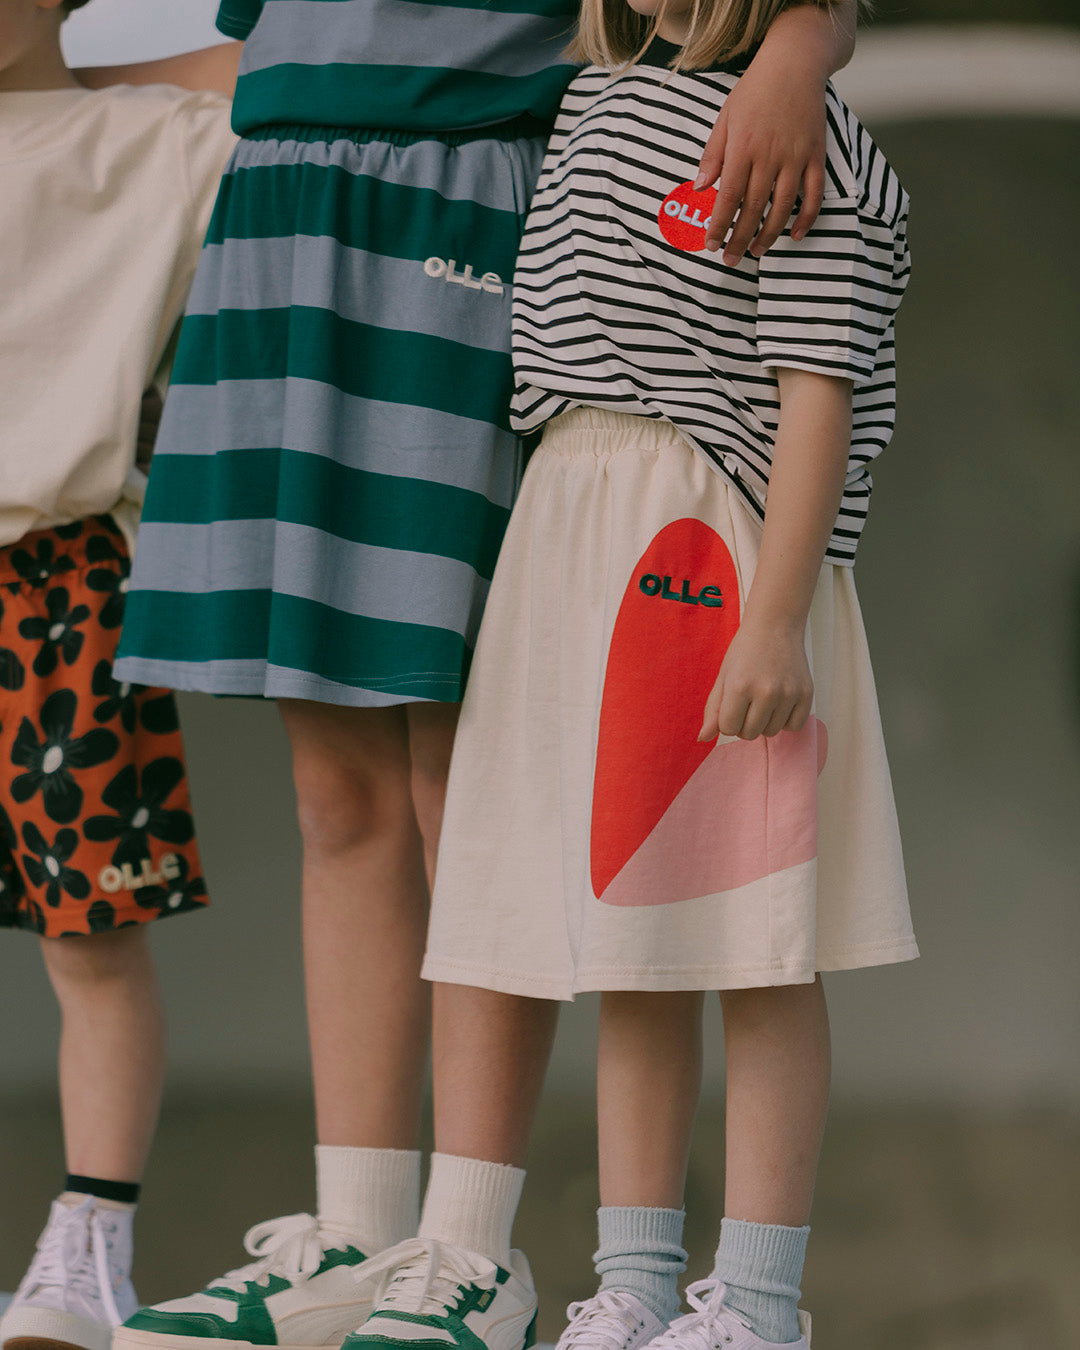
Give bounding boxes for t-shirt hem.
[824,546,858,569]
[111,655,459,706]
[758,346,875,385]
[216,13,254,40]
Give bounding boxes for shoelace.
[352,1238,498,1316]
[90,1209,127,1327]
[211,1213,336,1291]
[20,1198,124,1327]
[559,1290,654,1350]
[649,1281,749,1350]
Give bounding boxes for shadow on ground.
[0,1092,1075,1350]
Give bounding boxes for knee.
[292,749,413,857]
[41,928,149,991]
[406,703,458,853]
[718,976,825,1025]
[410,758,450,853]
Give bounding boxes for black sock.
[65,1174,141,1205]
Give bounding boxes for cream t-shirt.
[0,83,236,553]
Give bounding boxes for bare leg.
[40,927,165,1181]
[597,990,705,1208]
[719,977,831,1226]
[405,701,461,890]
[281,700,431,1149]
[432,983,559,1167]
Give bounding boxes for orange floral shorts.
[0,516,207,938]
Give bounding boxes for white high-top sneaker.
[641,1281,811,1350]
[0,1194,138,1350]
[555,1290,667,1350]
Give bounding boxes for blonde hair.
[569,0,856,74]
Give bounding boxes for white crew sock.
[315,1145,421,1252]
[418,1152,525,1266]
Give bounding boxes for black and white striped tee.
[510,37,911,564]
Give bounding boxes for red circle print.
[658,181,718,252]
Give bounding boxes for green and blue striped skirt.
[115,122,546,705]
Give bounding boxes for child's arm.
[698,0,858,264]
[77,42,242,97]
[699,368,852,742]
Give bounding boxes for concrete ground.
[0,1092,1076,1350]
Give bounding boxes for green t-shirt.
[217,0,579,134]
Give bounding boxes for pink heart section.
[599,717,828,907]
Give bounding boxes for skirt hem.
[421,935,920,1001]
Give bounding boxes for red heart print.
[590,518,740,900]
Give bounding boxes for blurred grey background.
[2,4,1077,1349]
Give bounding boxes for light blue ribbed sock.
[710,1218,809,1344]
[594,1206,687,1324]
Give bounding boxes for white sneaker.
[343,1238,538,1350]
[0,1194,137,1350]
[555,1290,666,1350]
[644,1281,811,1350]
[113,1212,372,1350]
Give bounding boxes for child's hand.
[695,59,827,265]
[694,0,858,264]
[698,618,813,742]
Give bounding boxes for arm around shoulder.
[698,0,860,260]
[77,41,242,97]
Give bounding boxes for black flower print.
[0,645,25,691]
[85,570,128,630]
[139,692,179,736]
[0,597,26,692]
[91,515,122,540]
[11,689,119,825]
[84,533,130,630]
[91,660,143,733]
[0,801,26,920]
[21,899,47,934]
[18,587,91,677]
[9,537,75,590]
[86,900,117,933]
[0,801,16,852]
[83,758,194,867]
[133,853,207,915]
[85,529,126,566]
[21,822,90,909]
[88,654,176,737]
[53,520,85,542]
[0,867,21,921]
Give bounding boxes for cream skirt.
[424,409,917,998]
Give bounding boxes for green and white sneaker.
[342,1238,537,1350]
[114,1213,372,1350]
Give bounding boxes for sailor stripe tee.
[216,0,580,135]
[511,39,912,564]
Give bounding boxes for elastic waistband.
[242,114,549,150]
[541,407,689,455]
